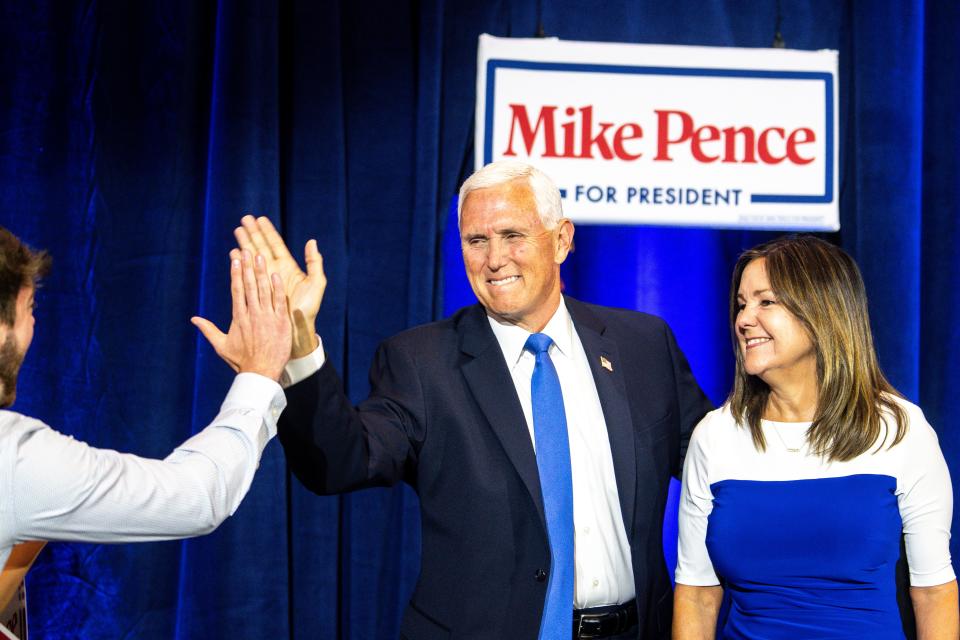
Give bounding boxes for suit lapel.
[566,297,638,536]
[458,305,546,527]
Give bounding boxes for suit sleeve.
[663,323,713,477]
[278,338,426,494]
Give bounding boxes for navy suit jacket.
[278,297,712,639]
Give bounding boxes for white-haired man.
[231,160,712,639]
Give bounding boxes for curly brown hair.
[0,226,51,325]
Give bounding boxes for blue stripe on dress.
[706,474,904,639]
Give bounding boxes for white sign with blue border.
[475,35,839,230]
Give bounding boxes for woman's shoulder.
[883,392,922,415]
[878,393,941,451]
[690,404,745,449]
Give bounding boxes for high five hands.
[191,250,293,382]
[192,215,326,380]
[233,215,326,359]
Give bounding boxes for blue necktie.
[524,333,574,640]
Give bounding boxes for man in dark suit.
[234,161,711,639]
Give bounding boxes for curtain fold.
[920,0,960,583]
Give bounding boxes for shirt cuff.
[213,372,287,446]
[910,564,958,588]
[281,336,325,388]
[674,567,721,587]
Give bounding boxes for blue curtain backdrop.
[1,1,957,638]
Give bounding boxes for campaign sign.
[475,35,839,230]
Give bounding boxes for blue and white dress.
[675,398,954,639]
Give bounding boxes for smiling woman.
[728,236,906,459]
[673,235,958,640]
[734,258,817,413]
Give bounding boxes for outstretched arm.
[10,252,291,543]
[226,217,419,493]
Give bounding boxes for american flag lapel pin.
[600,356,613,372]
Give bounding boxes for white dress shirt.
[285,300,636,609]
[0,372,285,569]
[486,300,635,609]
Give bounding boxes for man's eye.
[465,238,487,247]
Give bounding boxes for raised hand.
[235,215,325,358]
[192,250,293,382]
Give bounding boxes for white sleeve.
[675,415,720,586]
[280,336,325,388]
[11,373,285,543]
[898,411,955,587]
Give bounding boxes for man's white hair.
[457,160,563,229]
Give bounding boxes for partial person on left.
[0,224,290,570]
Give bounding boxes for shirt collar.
[486,298,574,370]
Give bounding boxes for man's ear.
[554,219,575,265]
